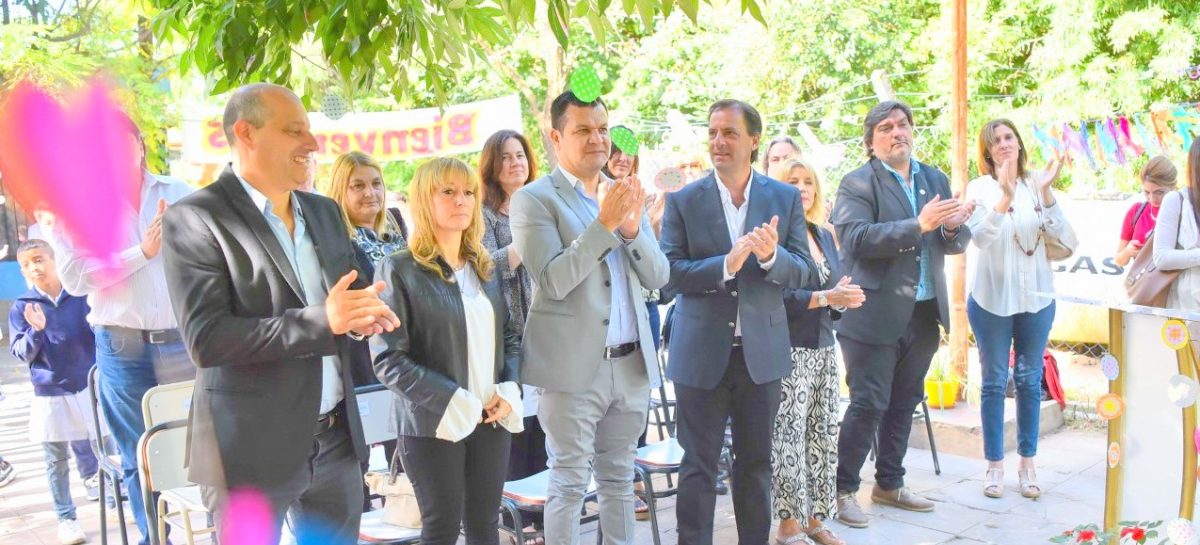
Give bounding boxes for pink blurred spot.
[1194,427,1199,453]
[220,488,275,545]
[0,77,139,279]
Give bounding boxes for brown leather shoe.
[871,485,935,512]
[834,491,870,528]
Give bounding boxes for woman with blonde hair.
[373,157,523,545]
[768,159,863,545]
[325,151,408,275]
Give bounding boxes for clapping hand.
[917,195,960,233]
[725,236,755,276]
[824,276,865,309]
[943,192,976,231]
[598,177,645,238]
[23,303,46,331]
[745,216,780,262]
[325,270,402,336]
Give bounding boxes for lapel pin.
[919,189,926,195]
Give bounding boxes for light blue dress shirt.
[880,159,934,301]
[561,169,639,347]
[236,176,343,413]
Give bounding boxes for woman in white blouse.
[964,119,1075,500]
[1153,139,1200,311]
[373,157,523,544]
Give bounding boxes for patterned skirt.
[771,345,840,521]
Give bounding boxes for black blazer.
[830,158,971,344]
[783,223,841,349]
[162,167,369,489]
[372,251,521,438]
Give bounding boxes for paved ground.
[0,345,1107,545]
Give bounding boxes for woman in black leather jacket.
[373,157,523,545]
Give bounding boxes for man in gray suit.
[162,83,400,545]
[830,100,973,527]
[659,99,813,545]
[510,91,669,545]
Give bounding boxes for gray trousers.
[537,349,651,545]
[201,416,363,545]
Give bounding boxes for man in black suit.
[830,100,973,527]
[162,83,400,545]
[659,99,813,545]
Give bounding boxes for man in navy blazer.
[660,100,814,545]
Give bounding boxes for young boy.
[10,239,99,545]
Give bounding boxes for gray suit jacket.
[161,168,368,489]
[659,173,813,389]
[830,158,972,344]
[509,168,670,393]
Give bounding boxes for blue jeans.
[645,301,661,351]
[967,297,1055,462]
[43,440,98,521]
[95,326,195,544]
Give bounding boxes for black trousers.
[675,349,782,545]
[836,299,941,493]
[400,424,511,545]
[201,413,364,545]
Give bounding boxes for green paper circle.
[569,66,603,103]
[611,126,640,155]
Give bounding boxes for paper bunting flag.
[568,66,603,103]
[611,126,640,156]
[1096,393,1125,420]
[1134,114,1162,155]
[1032,124,1061,160]
[653,167,686,192]
[1100,354,1119,381]
[1097,120,1120,165]
[1118,116,1144,156]
[1163,319,1190,350]
[1166,518,1196,545]
[1088,122,1109,168]
[1152,110,1182,151]
[1172,107,1199,150]
[1107,442,1120,468]
[1064,124,1098,171]
[1103,119,1126,165]
[1167,374,1199,408]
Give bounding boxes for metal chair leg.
[115,475,130,545]
[922,399,941,475]
[98,471,109,545]
[637,466,662,545]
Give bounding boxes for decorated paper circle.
[568,66,603,103]
[321,93,349,120]
[1167,374,1200,408]
[653,167,686,192]
[1163,319,1191,350]
[1099,354,1119,381]
[1096,393,1126,420]
[1107,442,1121,468]
[611,126,640,156]
[1166,518,1195,545]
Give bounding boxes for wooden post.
[949,0,970,387]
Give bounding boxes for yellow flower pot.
[924,379,960,409]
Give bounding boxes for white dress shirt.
[435,264,524,442]
[51,172,193,330]
[715,170,776,335]
[965,175,1074,316]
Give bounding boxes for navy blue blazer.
[783,223,841,349]
[660,172,814,389]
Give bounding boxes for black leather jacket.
[372,250,521,438]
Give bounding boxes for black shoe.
[0,461,16,488]
[715,477,729,495]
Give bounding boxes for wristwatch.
[817,291,829,307]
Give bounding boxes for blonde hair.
[325,151,400,239]
[770,158,827,225]
[408,157,493,282]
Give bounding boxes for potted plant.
[924,349,960,409]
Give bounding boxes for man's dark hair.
[223,83,282,145]
[708,99,764,163]
[863,100,914,158]
[549,91,608,132]
[16,239,53,258]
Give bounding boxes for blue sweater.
[9,288,95,396]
